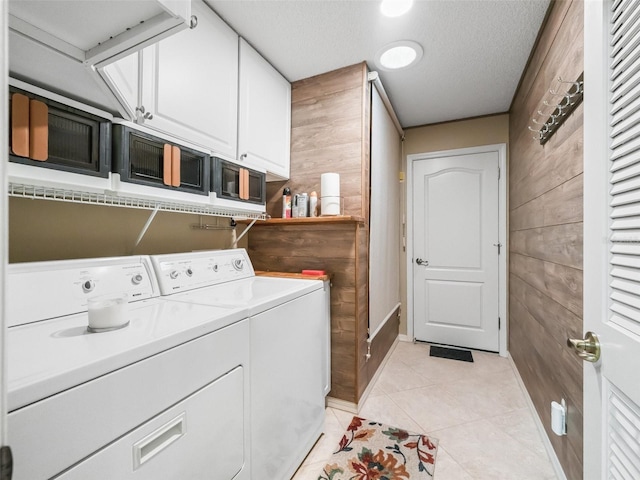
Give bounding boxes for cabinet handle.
[133,413,186,470]
[240,153,247,161]
[171,146,181,187]
[244,169,250,200]
[163,144,172,186]
[29,99,48,161]
[11,93,30,158]
[239,168,245,200]
[136,106,153,122]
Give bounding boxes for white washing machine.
[6,255,251,480]
[150,249,329,480]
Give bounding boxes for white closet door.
[368,86,402,340]
[584,0,640,477]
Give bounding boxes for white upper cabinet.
[8,0,191,67]
[97,3,291,177]
[238,39,291,180]
[140,0,239,159]
[100,52,140,120]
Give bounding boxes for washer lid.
[7,297,247,411]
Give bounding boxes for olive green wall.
[9,197,246,263]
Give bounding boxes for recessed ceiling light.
[380,0,413,18]
[375,41,423,71]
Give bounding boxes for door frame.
[406,143,508,357]
[583,1,608,476]
[1,0,8,456]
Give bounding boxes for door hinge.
[498,166,501,180]
[1,446,13,480]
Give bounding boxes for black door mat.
[430,345,474,362]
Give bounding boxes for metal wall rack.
[528,73,583,145]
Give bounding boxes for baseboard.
[327,335,401,414]
[508,354,567,480]
[356,335,400,411]
[326,396,358,414]
[398,334,412,342]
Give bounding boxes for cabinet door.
[141,0,238,159]
[99,52,139,120]
[238,39,291,180]
[246,168,266,204]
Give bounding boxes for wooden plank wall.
[508,1,583,478]
[248,221,363,403]
[249,62,399,406]
[264,63,370,219]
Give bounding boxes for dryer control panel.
[7,256,158,327]
[151,248,255,295]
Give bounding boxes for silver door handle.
[416,258,429,266]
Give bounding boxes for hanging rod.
[190,216,234,231]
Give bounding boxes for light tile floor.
[292,340,558,480]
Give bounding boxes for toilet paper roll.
[321,173,340,198]
[321,195,341,216]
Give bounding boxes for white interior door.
[412,150,500,352]
[584,1,640,477]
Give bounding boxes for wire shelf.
[8,183,267,220]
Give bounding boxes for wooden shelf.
[255,271,331,281]
[242,215,365,226]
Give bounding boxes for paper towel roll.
[321,173,340,197]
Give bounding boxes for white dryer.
[151,248,329,480]
[6,255,251,480]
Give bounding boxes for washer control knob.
[170,270,180,279]
[212,264,219,272]
[186,268,194,277]
[132,274,144,285]
[232,259,244,271]
[82,279,95,293]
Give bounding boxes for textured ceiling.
[206,0,550,128]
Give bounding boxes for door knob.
[416,258,429,266]
[567,331,600,363]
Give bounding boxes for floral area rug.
[318,416,439,480]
